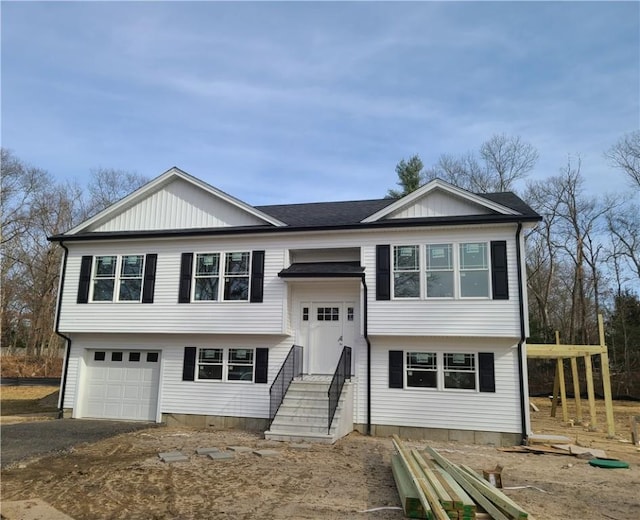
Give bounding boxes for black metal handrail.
[327,346,352,434]
[269,345,303,427]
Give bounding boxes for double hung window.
[426,244,454,298]
[404,352,477,390]
[393,245,420,298]
[406,352,437,388]
[197,347,255,382]
[459,243,489,297]
[92,255,144,302]
[443,353,476,389]
[193,252,250,301]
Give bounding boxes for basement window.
[406,352,437,388]
[443,353,476,390]
[196,348,255,382]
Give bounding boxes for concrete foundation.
[354,423,521,447]
[162,413,269,431]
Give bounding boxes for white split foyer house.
[50,167,542,445]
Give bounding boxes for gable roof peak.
[361,178,520,223]
[63,167,286,235]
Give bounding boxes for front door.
[304,302,355,374]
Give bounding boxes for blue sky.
[2,1,638,205]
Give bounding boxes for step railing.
[327,346,352,434]
[269,345,303,427]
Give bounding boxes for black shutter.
[479,352,496,392]
[389,350,404,388]
[178,253,193,303]
[376,245,391,301]
[255,348,268,383]
[182,347,197,381]
[250,250,265,303]
[77,256,93,303]
[490,241,509,300]
[141,254,157,303]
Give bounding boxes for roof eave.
[48,214,541,242]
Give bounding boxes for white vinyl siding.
[59,239,286,334]
[64,334,295,420]
[388,190,493,219]
[363,337,521,433]
[92,178,268,232]
[366,226,521,337]
[59,224,522,338]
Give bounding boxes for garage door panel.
[82,350,160,421]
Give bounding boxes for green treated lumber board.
[393,436,451,520]
[391,454,428,519]
[427,460,477,516]
[424,447,511,520]
[458,464,528,520]
[411,449,455,511]
[392,438,435,520]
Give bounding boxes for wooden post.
[550,331,560,417]
[570,356,583,423]
[551,361,560,418]
[557,358,568,423]
[555,332,569,423]
[584,353,597,428]
[598,314,616,438]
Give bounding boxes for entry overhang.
[278,262,365,280]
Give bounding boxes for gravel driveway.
[1,419,159,468]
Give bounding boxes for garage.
[81,350,161,421]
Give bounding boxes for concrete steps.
[264,377,353,444]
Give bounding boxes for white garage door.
[83,350,160,421]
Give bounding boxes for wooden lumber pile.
[391,435,530,520]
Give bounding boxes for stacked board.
[391,435,529,520]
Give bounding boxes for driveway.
[1,419,159,468]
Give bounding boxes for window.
[196,348,255,382]
[444,353,476,390]
[111,352,123,362]
[198,348,223,380]
[129,352,141,362]
[393,245,420,298]
[459,243,489,297]
[194,253,220,301]
[91,255,145,302]
[224,252,250,300]
[302,307,309,321]
[94,351,106,361]
[227,349,254,381]
[426,244,454,298]
[147,352,159,363]
[406,352,437,388]
[347,307,354,321]
[317,307,339,321]
[192,252,250,301]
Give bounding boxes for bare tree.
[1,154,148,359]
[425,134,538,193]
[86,168,149,215]
[480,134,539,192]
[606,130,640,190]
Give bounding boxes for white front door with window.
[301,302,356,374]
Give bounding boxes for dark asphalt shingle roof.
[278,262,365,278]
[255,198,396,227]
[256,191,538,227]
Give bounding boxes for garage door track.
[1,419,158,468]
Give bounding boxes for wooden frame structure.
[527,315,615,437]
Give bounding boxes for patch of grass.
[1,399,58,415]
[1,387,59,415]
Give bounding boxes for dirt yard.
[1,391,639,520]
